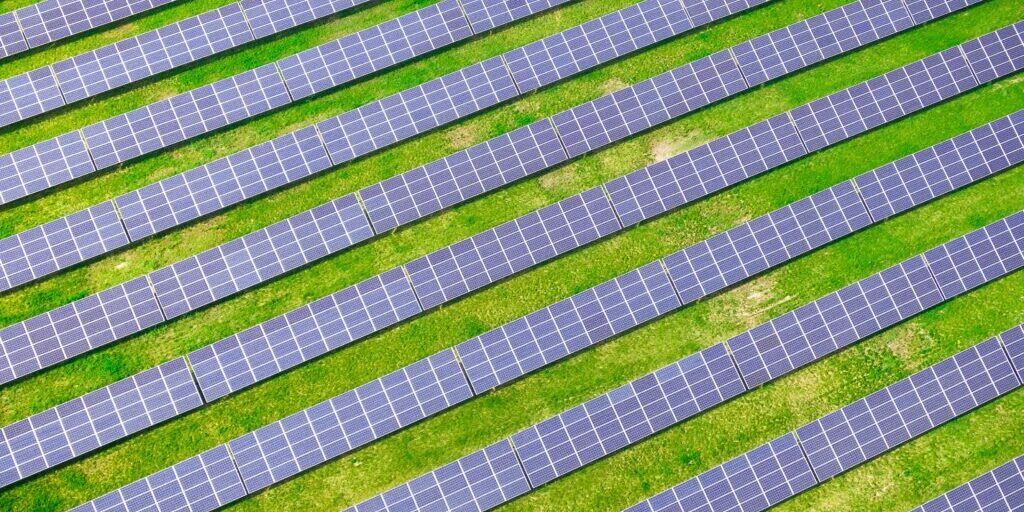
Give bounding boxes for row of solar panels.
[911,449,1024,511]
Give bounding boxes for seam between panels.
[917,249,948,301]
[271,61,296,103]
[8,9,28,53]
[673,0,695,29]
[311,122,338,166]
[221,440,253,495]
[791,428,825,486]
[499,53,523,95]
[995,331,1024,386]
[45,64,69,106]
[784,110,811,156]
[726,46,752,89]
[234,1,259,41]
[108,197,133,243]
[180,355,210,406]
[144,272,170,322]
[448,346,478,398]
[76,128,102,174]
[545,116,571,159]
[957,42,984,85]
[848,175,880,224]
[505,434,538,491]
[599,183,626,230]
[721,335,754,393]
[398,263,428,312]
[656,258,685,307]
[452,0,478,35]
[351,189,380,236]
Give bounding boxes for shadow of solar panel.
[552,49,747,158]
[732,0,912,87]
[796,338,1020,481]
[681,0,771,26]
[456,260,681,394]
[52,3,254,104]
[0,357,202,489]
[82,63,291,169]
[905,0,983,24]
[344,439,530,512]
[0,201,129,292]
[790,46,978,152]
[278,0,472,100]
[68,444,245,512]
[316,55,518,165]
[664,181,871,304]
[855,110,1024,222]
[623,433,817,512]
[405,185,622,310]
[114,125,331,241]
[502,0,692,93]
[728,255,944,388]
[960,21,1024,85]
[0,275,164,385]
[149,193,373,319]
[360,119,568,233]
[911,454,1024,512]
[241,0,370,39]
[924,212,1024,300]
[0,12,28,59]
[0,67,65,127]
[607,113,806,228]
[17,0,177,50]
[461,0,571,33]
[1000,324,1024,381]
[229,349,473,492]
[0,132,95,205]
[510,343,745,487]
[187,267,420,402]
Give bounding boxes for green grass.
[1,0,1023,510]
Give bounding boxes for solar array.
[460,0,573,33]
[961,21,1024,85]
[0,12,28,59]
[910,455,1024,512]
[924,212,1024,300]
[1000,323,1024,381]
[239,0,372,40]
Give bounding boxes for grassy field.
[1,0,1023,510]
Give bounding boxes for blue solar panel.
[552,49,747,158]
[0,357,202,489]
[359,119,568,233]
[623,433,817,512]
[343,439,530,512]
[277,0,473,100]
[0,67,65,128]
[240,0,370,39]
[0,132,95,206]
[0,12,28,59]
[511,342,745,487]
[1000,324,1024,382]
[460,0,571,33]
[457,260,681,394]
[911,455,1024,512]
[187,267,420,402]
[796,337,1020,481]
[405,185,622,310]
[905,0,983,25]
[16,0,178,50]
[229,349,472,492]
[502,0,693,93]
[960,21,1024,85]
[681,0,771,26]
[924,212,1024,300]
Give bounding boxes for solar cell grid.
[923,211,1024,299]
[552,49,748,158]
[0,201,129,293]
[663,180,871,305]
[608,113,807,227]
[731,0,913,87]
[855,110,1024,222]
[456,260,681,394]
[0,275,164,385]
[910,455,1024,512]
[229,349,473,492]
[728,255,945,388]
[960,21,1024,85]
[240,0,370,39]
[460,0,572,33]
[186,267,421,402]
[82,63,291,169]
[68,444,245,512]
[359,119,568,233]
[502,0,693,93]
[681,0,771,26]
[510,342,745,487]
[1000,324,1024,380]
[343,439,531,512]
[0,66,65,128]
[0,132,95,205]
[0,12,28,59]
[796,337,1020,481]
[623,433,817,512]
[905,0,983,25]
[16,0,177,50]
[148,193,373,319]
[404,185,622,310]
[0,357,202,489]
[316,55,519,165]
[277,0,473,100]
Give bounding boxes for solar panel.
[606,113,806,228]
[796,337,1020,482]
[240,0,371,39]
[277,0,473,100]
[999,324,1024,381]
[149,193,373,319]
[960,21,1024,85]
[456,260,681,394]
[186,267,420,402]
[502,0,693,93]
[0,66,66,128]
[460,0,571,33]
[115,126,332,241]
[316,55,519,166]
[0,132,95,206]
[905,0,983,25]
[404,185,622,310]
[0,357,202,489]
[343,439,531,512]
[623,433,817,512]
[910,455,1024,512]
[923,211,1024,300]
[0,275,164,385]
[359,119,568,233]
[681,0,771,26]
[552,49,748,158]
[731,0,913,87]
[229,349,473,492]
[790,46,978,152]
[728,255,944,388]
[0,201,129,292]
[510,342,745,487]
[0,12,28,59]
[68,444,245,512]
[855,110,1024,222]
[82,63,291,170]
[51,3,255,104]
[16,0,177,50]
